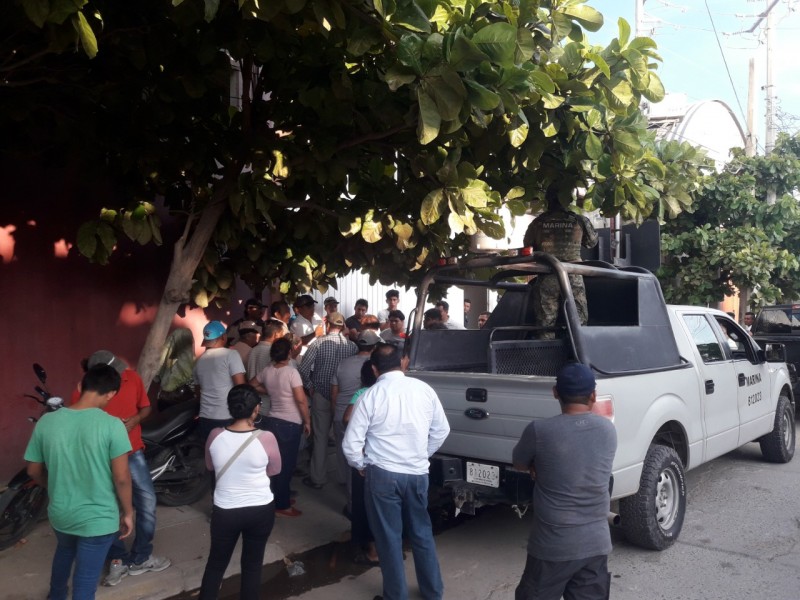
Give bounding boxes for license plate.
[466,462,500,488]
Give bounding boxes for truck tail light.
[593,395,614,422]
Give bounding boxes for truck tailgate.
[409,371,560,464]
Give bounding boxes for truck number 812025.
[748,391,762,406]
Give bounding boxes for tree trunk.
[136,195,229,389]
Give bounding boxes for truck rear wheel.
[619,444,686,551]
[759,394,795,463]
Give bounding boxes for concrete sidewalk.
[0,472,353,600]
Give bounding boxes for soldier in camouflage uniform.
[523,189,598,338]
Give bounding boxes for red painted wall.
[0,162,262,484]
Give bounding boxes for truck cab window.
[682,315,725,363]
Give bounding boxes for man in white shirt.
[435,300,464,330]
[291,294,323,345]
[343,344,450,600]
[377,289,400,330]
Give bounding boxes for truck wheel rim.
[782,406,792,449]
[655,467,679,531]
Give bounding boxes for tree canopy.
[2,0,706,383]
[659,133,800,307]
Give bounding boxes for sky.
[588,0,800,153]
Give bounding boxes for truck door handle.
[705,379,715,394]
[466,388,487,403]
[738,373,746,387]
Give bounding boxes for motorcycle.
[0,364,63,551]
[0,364,209,552]
[143,397,212,507]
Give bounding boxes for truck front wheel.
[759,394,795,463]
[619,444,686,551]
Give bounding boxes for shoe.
[103,560,128,586]
[353,553,380,567]
[276,507,303,517]
[128,555,172,576]
[302,476,323,490]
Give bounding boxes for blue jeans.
[263,417,302,510]
[108,450,156,564]
[49,530,116,600]
[365,465,443,600]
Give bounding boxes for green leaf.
[97,221,116,253]
[22,0,50,28]
[586,52,610,79]
[472,22,517,66]
[562,4,604,32]
[76,222,97,258]
[618,18,631,48]
[461,180,489,208]
[585,132,602,159]
[426,68,466,121]
[421,188,446,225]
[478,219,505,239]
[393,0,431,33]
[448,35,489,71]
[417,88,441,145]
[643,71,665,102]
[72,13,98,58]
[448,211,465,234]
[506,186,525,200]
[203,0,219,22]
[464,79,500,111]
[384,66,417,91]
[530,70,556,94]
[339,216,362,237]
[361,220,383,243]
[509,118,529,147]
[397,34,424,75]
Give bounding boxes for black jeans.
[263,417,302,510]
[515,553,610,600]
[199,503,275,600]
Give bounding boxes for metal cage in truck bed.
[407,252,685,378]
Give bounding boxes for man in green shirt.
[25,364,134,600]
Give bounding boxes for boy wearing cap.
[330,330,381,507]
[71,351,171,586]
[193,321,247,440]
[512,362,617,600]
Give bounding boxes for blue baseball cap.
[202,320,226,344]
[555,363,596,397]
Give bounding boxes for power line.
[704,0,749,129]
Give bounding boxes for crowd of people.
[23,282,612,600]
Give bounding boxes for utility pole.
[746,58,756,157]
[765,1,776,154]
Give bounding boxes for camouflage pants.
[531,273,588,339]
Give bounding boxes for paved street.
[3,427,799,599]
[286,427,800,600]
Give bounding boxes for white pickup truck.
[407,252,795,550]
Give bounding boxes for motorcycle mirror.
[35,386,50,401]
[33,363,47,384]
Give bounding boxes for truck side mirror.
[762,343,787,363]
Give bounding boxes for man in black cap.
[229,298,267,345]
[513,362,616,600]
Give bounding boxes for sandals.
[353,553,380,567]
[301,476,323,490]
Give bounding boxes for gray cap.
[357,330,382,347]
[87,350,127,375]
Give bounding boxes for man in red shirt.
[73,351,172,586]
